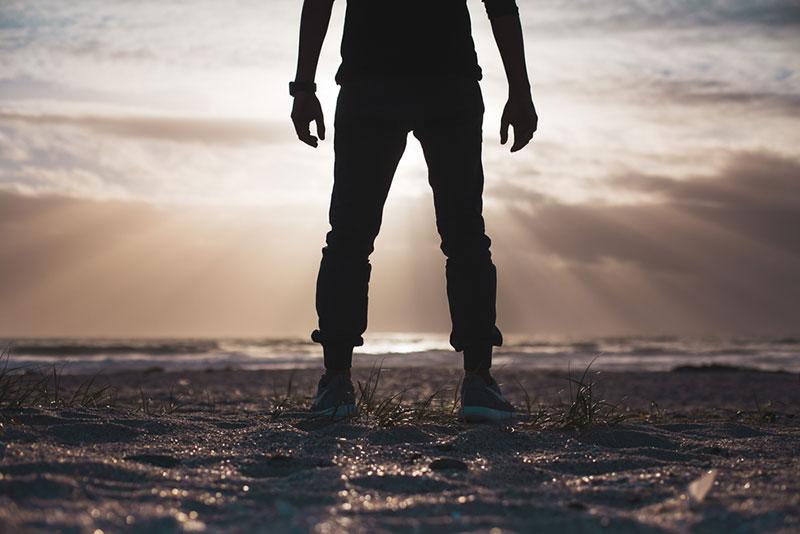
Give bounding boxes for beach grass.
[560,357,628,429]
[1,347,632,432]
[0,345,115,412]
[5,347,792,431]
[284,357,632,430]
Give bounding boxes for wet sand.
[1,366,799,532]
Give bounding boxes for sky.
[0,0,799,338]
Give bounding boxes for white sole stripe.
[461,406,514,422]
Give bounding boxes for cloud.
[60,39,157,61]
[0,112,330,204]
[642,80,800,117]
[487,151,800,333]
[612,152,800,207]
[504,151,800,268]
[0,111,289,145]
[612,152,800,254]
[528,0,800,32]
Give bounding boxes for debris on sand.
[687,469,718,505]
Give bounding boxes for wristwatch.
[289,81,317,96]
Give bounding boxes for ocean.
[1,334,799,374]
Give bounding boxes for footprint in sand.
[239,454,327,478]
[48,422,140,445]
[350,474,456,494]
[366,426,434,446]
[2,461,150,484]
[0,474,83,501]
[578,426,680,450]
[125,454,182,468]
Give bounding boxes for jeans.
[311,77,503,369]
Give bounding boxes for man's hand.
[489,10,537,153]
[500,95,537,153]
[291,92,326,148]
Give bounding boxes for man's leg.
[412,83,502,373]
[313,88,408,372]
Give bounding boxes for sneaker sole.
[311,404,357,417]
[460,406,515,423]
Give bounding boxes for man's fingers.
[316,116,326,141]
[295,128,319,147]
[500,118,510,145]
[300,134,319,147]
[510,126,535,152]
[293,117,319,148]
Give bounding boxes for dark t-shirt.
[335,0,519,84]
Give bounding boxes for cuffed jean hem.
[449,325,503,352]
[311,329,365,347]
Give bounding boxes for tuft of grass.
[647,400,664,423]
[752,393,778,423]
[740,393,794,424]
[66,372,114,408]
[202,390,217,413]
[514,377,534,416]
[267,370,305,419]
[134,387,186,416]
[355,362,411,426]
[513,378,562,428]
[450,377,462,416]
[0,345,115,411]
[513,356,628,431]
[356,362,383,414]
[138,387,151,415]
[559,356,627,430]
[349,362,458,427]
[161,388,184,415]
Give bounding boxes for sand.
[1,365,799,533]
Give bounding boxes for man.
[291,0,537,421]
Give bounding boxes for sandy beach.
[1,364,799,533]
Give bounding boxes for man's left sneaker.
[460,373,515,422]
[310,372,357,417]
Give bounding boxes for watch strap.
[289,81,317,96]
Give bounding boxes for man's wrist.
[508,83,532,100]
[289,80,317,97]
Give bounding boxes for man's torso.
[336,0,482,84]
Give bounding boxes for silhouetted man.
[291,0,537,421]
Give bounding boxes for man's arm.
[291,0,335,148]
[488,12,538,153]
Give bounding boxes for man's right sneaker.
[310,373,357,417]
[460,373,515,423]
